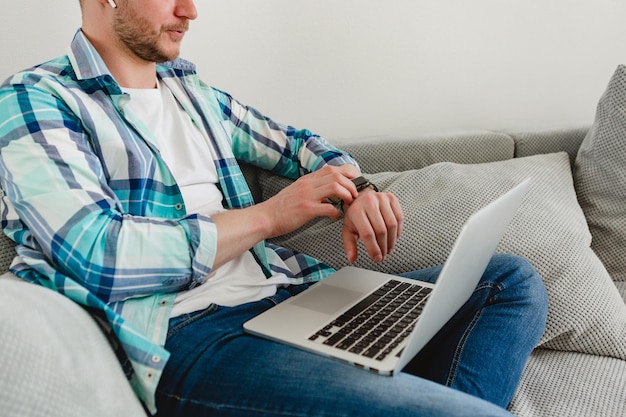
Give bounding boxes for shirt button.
[175,203,183,210]
[152,355,161,364]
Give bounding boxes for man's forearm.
[210,205,272,271]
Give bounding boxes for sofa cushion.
[616,282,626,304]
[0,276,146,417]
[260,152,626,360]
[575,64,626,282]
[509,349,626,417]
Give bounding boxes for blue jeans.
[155,254,547,417]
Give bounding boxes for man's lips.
[163,23,189,39]
[164,26,188,41]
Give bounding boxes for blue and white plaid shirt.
[0,30,358,413]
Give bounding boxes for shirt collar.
[68,29,112,81]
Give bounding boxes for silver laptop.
[244,178,531,375]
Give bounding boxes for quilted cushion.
[510,349,626,417]
[0,277,146,417]
[260,152,626,359]
[575,64,626,282]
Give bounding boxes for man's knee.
[490,253,548,326]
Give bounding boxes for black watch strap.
[352,176,379,192]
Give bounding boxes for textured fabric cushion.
[0,231,15,273]
[616,281,626,304]
[575,64,626,282]
[506,125,589,166]
[260,152,626,359]
[510,349,626,417]
[334,131,514,174]
[0,276,146,417]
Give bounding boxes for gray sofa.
[2,68,626,416]
[2,123,625,416]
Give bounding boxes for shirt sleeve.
[212,88,360,178]
[0,77,217,303]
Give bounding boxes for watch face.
[352,176,368,187]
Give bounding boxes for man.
[0,0,547,416]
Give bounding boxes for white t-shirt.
[124,80,289,316]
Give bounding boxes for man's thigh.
[155,291,511,417]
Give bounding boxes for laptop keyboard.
[308,279,432,362]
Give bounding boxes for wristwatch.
[327,176,379,213]
[351,176,379,193]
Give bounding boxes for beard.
[113,3,188,63]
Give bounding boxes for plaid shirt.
[0,30,358,413]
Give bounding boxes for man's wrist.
[326,176,379,214]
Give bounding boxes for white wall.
[2,1,625,139]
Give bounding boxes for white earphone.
[107,0,117,8]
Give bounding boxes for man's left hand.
[341,189,404,263]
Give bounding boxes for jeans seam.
[445,281,505,387]
[446,309,482,387]
[167,304,220,338]
[156,390,312,417]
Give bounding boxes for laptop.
[244,178,531,375]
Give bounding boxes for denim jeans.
[155,254,547,417]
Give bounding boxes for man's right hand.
[261,165,361,237]
[210,165,360,270]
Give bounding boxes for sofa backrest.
[332,130,516,173]
[0,125,590,275]
[506,125,589,166]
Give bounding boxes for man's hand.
[263,165,361,238]
[211,165,361,270]
[341,188,404,263]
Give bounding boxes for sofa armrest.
[0,277,147,417]
[506,125,589,166]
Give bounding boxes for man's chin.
[150,46,181,64]
[161,52,181,63]
[158,40,183,62]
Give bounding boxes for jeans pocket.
[167,304,220,338]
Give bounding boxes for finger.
[342,225,359,264]
[325,165,361,199]
[362,193,404,261]
[378,194,403,255]
[355,208,385,263]
[335,164,361,179]
[321,180,356,204]
[318,164,360,181]
[367,209,389,261]
[343,193,386,262]
[343,206,384,263]
[391,195,404,241]
[310,167,359,203]
[321,202,343,222]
